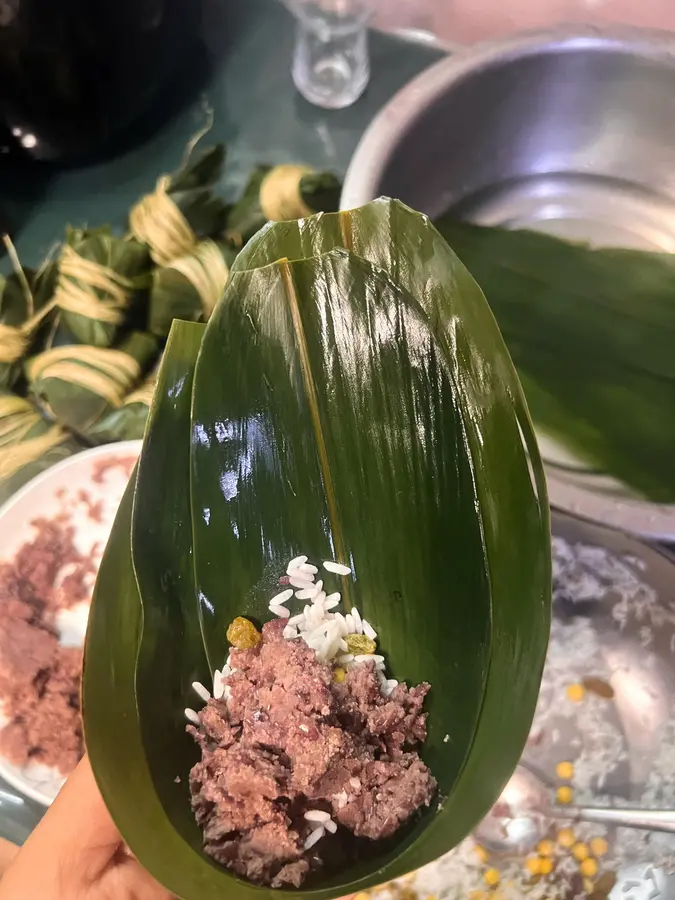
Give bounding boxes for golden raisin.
[556,761,574,780]
[589,837,608,857]
[557,827,575,848]
[333,667,346,683]
[346,634,377,655]
[226,616,261,650]
[556,786,574,804]
[580,858,598,878]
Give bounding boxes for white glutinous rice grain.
[354,654,383,663]
[192,681,210,703]
[222,663,232,677]
[323,560,352,576]
[345,613,355,633]
[352,607,363,634]
[288,613,305,627]
[287,555,308,571]
[313,590,326,605]
[304,827,325,850]
[324,597,340,611]
[362,618,377,640]
[289,574,314,589]
[296,585,319,600]
[338,639,349,652]
[338,654,354,664]
[324,819,337,834]
[269,604,290,618]
[384,679,399,695]
[270,589,293,606]
[299,563,319,575]
[283,625,298,639]
[333,613,348,636]
[185,708,200,725]
[304,810,331,823]
[325,591,340,604]
[213,670,225,700]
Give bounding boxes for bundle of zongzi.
[226,164,342,245]
[129,144,229,266]
[0,393,82,504]
[54,230,151,347]
[25,332,158,436]
[0,241,59,389]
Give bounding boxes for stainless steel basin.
[342,27,675,251]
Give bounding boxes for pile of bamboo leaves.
[83,198,551,900]
[435,217,675,503]
[0,136,341,504]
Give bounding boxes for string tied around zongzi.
[123,372,156,408]
[0,425,68,480]
[164,240,230,319]
[55,244,136,325]
[26,346,142,408]
[259,164,314,222]
[0,324,30,364]
[129,176,198,266]
[0,395,43,445]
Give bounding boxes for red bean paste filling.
[188,619,437,888]
[0,517,95,776]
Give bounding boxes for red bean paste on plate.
[0,517,95,776]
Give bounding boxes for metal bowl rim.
[341,24,675,210]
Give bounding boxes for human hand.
[0,755,172,899]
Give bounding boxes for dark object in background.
[0,0,207,161]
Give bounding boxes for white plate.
[0,441,141,806]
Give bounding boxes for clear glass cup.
[288,0,371,110]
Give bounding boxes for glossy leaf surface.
[84,200,550,899]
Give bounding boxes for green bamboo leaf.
[435,217,675,502]
[83,469,231,900]
[234,199,551,846]
[86,200,550,899]
[131,321,212,845]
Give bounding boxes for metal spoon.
[474,764,675,855]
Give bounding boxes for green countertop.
[0,0,441,844]
[0,0,442,267]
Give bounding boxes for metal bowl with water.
[342,27,675,538]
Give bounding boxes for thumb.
[1,755,127,896]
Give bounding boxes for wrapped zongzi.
[86,369,156,443]
[226,164,342,245]
[129,144,228,266]
[0,393,82,504]
[148,239,236,337]
[54,231,151,347]
[26,332,158,436]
